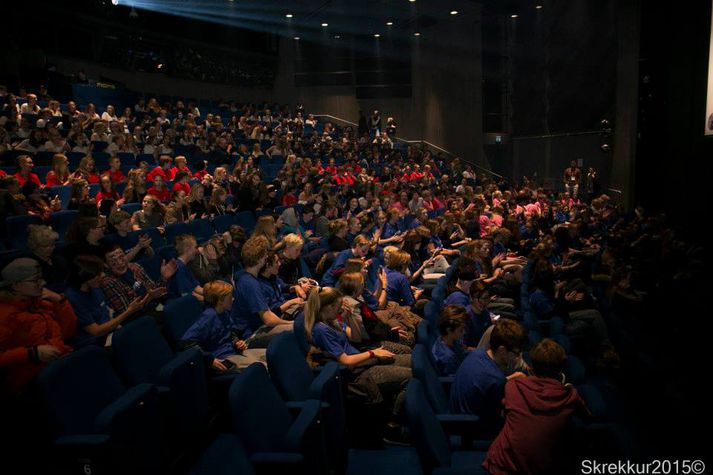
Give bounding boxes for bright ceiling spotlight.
[374,33,380,38]
[450,10,458,15]
[511,14,519,18]
[321,23,328,27]
[387,21,393,26]
[294,36,300,40]
[414,32,421,36]
[285,14,293,18]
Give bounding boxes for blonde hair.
[77,156,95,174]
[385,250,411,272]
[204,280,233,307]
[383,246,400,263]
[303,287,343,338]
[283,233,304,250]
[329,219,348,236]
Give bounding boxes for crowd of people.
[1,84,689,474]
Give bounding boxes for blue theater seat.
[36,346,165,475]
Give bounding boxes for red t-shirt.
[172,182,191,195]
[45,171,67,187]
[169,166,191,181]
[102,169,127,184]
[85,173,101,185]
[194,170,208,180]
[148,186,171,202]
[15,172,41,187]
[95,190,120,204]
[146,167,169,184]
[282,194,298,206]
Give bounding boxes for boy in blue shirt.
[450,319,528,437]
[432,305,469,376]
[443,266,477,308]
[232,236,294,348]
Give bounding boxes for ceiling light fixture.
[285,14,293,18]
[321,22,328,27]
[450,10,458,15]
[387,21,394,26]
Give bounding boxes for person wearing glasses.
[63,217,108,262]
[0,258,77,394]
[449,319,528,438]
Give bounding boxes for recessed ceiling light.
[285,14,293,18]
[321,23,328,27]
[409,0,416,3]
[535,5,543,9]
[511,14,519,18]
[386,21,393,26]
[374,33,380,38]
[294,36,300,40]
[450,10,458,15]
[334,35,341,39]
[414,32,421,36]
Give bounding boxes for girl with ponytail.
[303,286,412,442]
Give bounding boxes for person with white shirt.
[101,105,118,122]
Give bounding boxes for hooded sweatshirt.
[483,375,589,475]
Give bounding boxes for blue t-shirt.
[232,271,270,337]
[321,249,355,287]
[444,289,470,308]
[311,321,360,359]
[449,349,506,430]
[258,275,287,314]
[432,338,468,376]
[465,307,492,347]
[66,287,111,347]
[382,222,400,239]
[430,235,444,250]
[181,307,244,359]
[385,267,414,306]
[168,259,200,299]
[529,289,556,319]
[492,241,507,258]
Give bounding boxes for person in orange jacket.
[0,258,77,394]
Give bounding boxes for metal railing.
[314,114,504,179]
